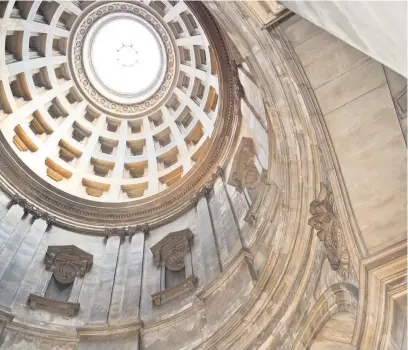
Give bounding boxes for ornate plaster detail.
[151,229,193,270]
[190,191,202,205]
[139,223,150,235]
[10,193,57,226]
[308,183,349,279]
[228,137,260,192]
[104,226,136,239]
[150,229,196,305]
[44,245,93,283]
[190,167,224,203]
[28,245,93,316]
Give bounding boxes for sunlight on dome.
[91,18,163,96]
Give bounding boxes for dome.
[0,1,406,350]
[0,0,222,203]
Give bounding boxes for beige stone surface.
[324,84,406,253]
[281,15,322,48]
[294,30,369,89]
[310,312,356,350]
[0,3,406,350]
[315,58,387,115]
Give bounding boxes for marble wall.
[280,14,407,255]
[0,161,256,349]
[0,5,406,350]
[281,1,407,77]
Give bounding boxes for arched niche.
[293,282,358,350]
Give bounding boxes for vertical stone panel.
[139,231,161,322]
[0,219,48,309]
[0,213,33,281]
[209,177,242,267]
[108,238,130,323]
[279,16,406,253]
[121,232,144,321]
[77,236,106,324]
[0,192,11,221]
[0,205,24,253]
[88,236,121,324]
[226,184,250,230]
[195,196,221,284]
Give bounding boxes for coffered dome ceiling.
[0,0,229,209]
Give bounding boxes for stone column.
[208,177,242,266]
[121,231,145,321]
[0,218,48,309]
[0,204,24,253]
[196,194,222,282]
[0,212,32,280]
[88,235,121,324]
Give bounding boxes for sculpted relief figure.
[308,183,349,279]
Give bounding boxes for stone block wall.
[279,14,407,255]
[0,162,256,348]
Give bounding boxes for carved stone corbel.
[104,226,138,241]
[200,183,214,197]
[197,166,224,199]
[10,193,23,206]
[308,183,349,279]
[10,193,56,226]
[138,223,150,235]
[190,191,202,205]
[126,226,137,237]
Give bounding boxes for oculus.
[70,2,177,117]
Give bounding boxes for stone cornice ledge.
[141,300,204,331]
[0,308,13,323]
[5,316,78,342]
[77,321,142,341]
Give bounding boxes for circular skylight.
[83,13,168,106]
[91,17,163,97]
